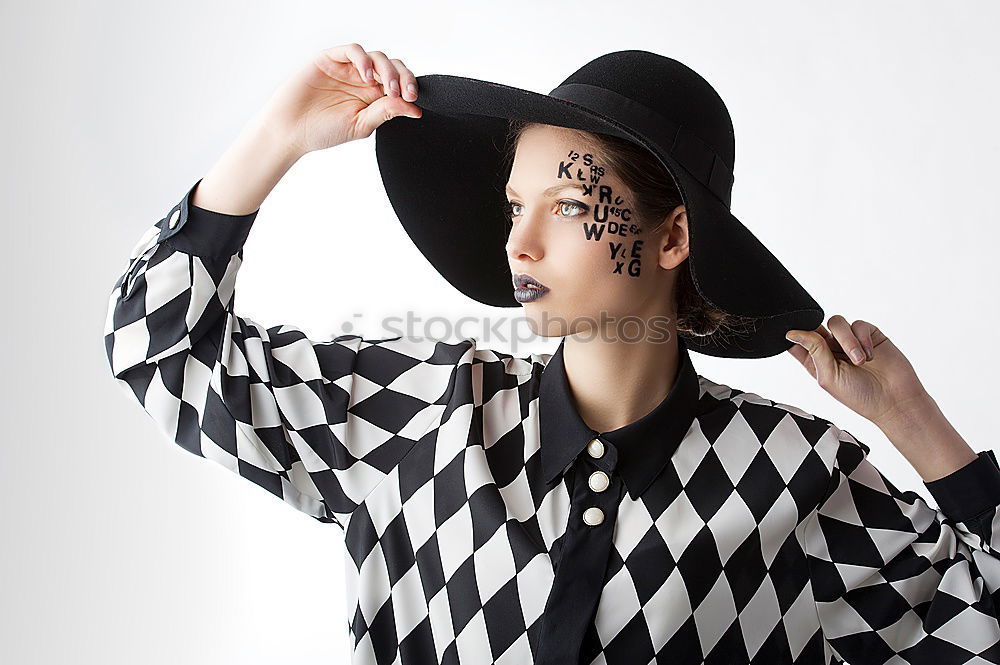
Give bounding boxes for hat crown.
[551,50,735,174]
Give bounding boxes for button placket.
[535,437,625,664]
[580,437,618,528]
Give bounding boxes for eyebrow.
[505,183,586,197]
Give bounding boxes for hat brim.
[375,74,823,359]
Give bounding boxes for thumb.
[788,330,837,388]
[355,95,423,138]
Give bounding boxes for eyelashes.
[503,199,590,220]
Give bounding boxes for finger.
[851,319,875,361]
[790,331,838,389]
[368,50,400,97]
[390,58,418,102]
[811,325,852,367]
[861,320,889,349]
[322,43,374,84]
[828,314,867,366]
[815,323,850,358]
[355,94,421,138]
[785,341,818,380]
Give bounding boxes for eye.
[503,200,524,219]
[556,199,588,217]
[503,199,589,220]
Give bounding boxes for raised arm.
[103,44,470,529]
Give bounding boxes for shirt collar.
[539,335,701,501]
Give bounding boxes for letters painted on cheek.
[558,149,644,277]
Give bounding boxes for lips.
[512,273,550,303]
[512,273,547,290]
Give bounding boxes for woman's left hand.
[785,315,931,428]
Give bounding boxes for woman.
[104,43,1000,664]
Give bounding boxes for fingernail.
[864,345,873,361]
[407,83,417,97]
[365,68,373,82]
[850,349,865,364]
[390,79,399,95]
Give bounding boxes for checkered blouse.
[104,179,1000,664]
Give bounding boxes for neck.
[561,327,682,434]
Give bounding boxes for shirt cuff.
[154,178,260,257]
[923,448,1000,523]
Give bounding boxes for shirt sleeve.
[802,423,1000,663]
[103,178,472,529]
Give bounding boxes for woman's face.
[504,123,688,339]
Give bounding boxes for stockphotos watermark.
[330,310,676,352]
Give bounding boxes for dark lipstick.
[512,273,550,303]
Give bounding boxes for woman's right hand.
[258,42,423,158]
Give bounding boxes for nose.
[504,210,545,264]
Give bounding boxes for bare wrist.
[192,115,303,216]
[245,111,307,165]
[873,391,938,438]
[875,393,978,482]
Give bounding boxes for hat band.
[548,83,734,208]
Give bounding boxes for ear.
[656,205,690,271]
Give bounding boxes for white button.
[588,471,609,492]
[583,507,605,526]
[168,209,181,229]
[587,439,605,458]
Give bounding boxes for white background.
[3,1,998,662]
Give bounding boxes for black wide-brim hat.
[374,49,824,359]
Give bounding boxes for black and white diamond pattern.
[104,185,1000,664]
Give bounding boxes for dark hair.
[502,119,759,341]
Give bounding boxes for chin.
[518,303,577,338]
